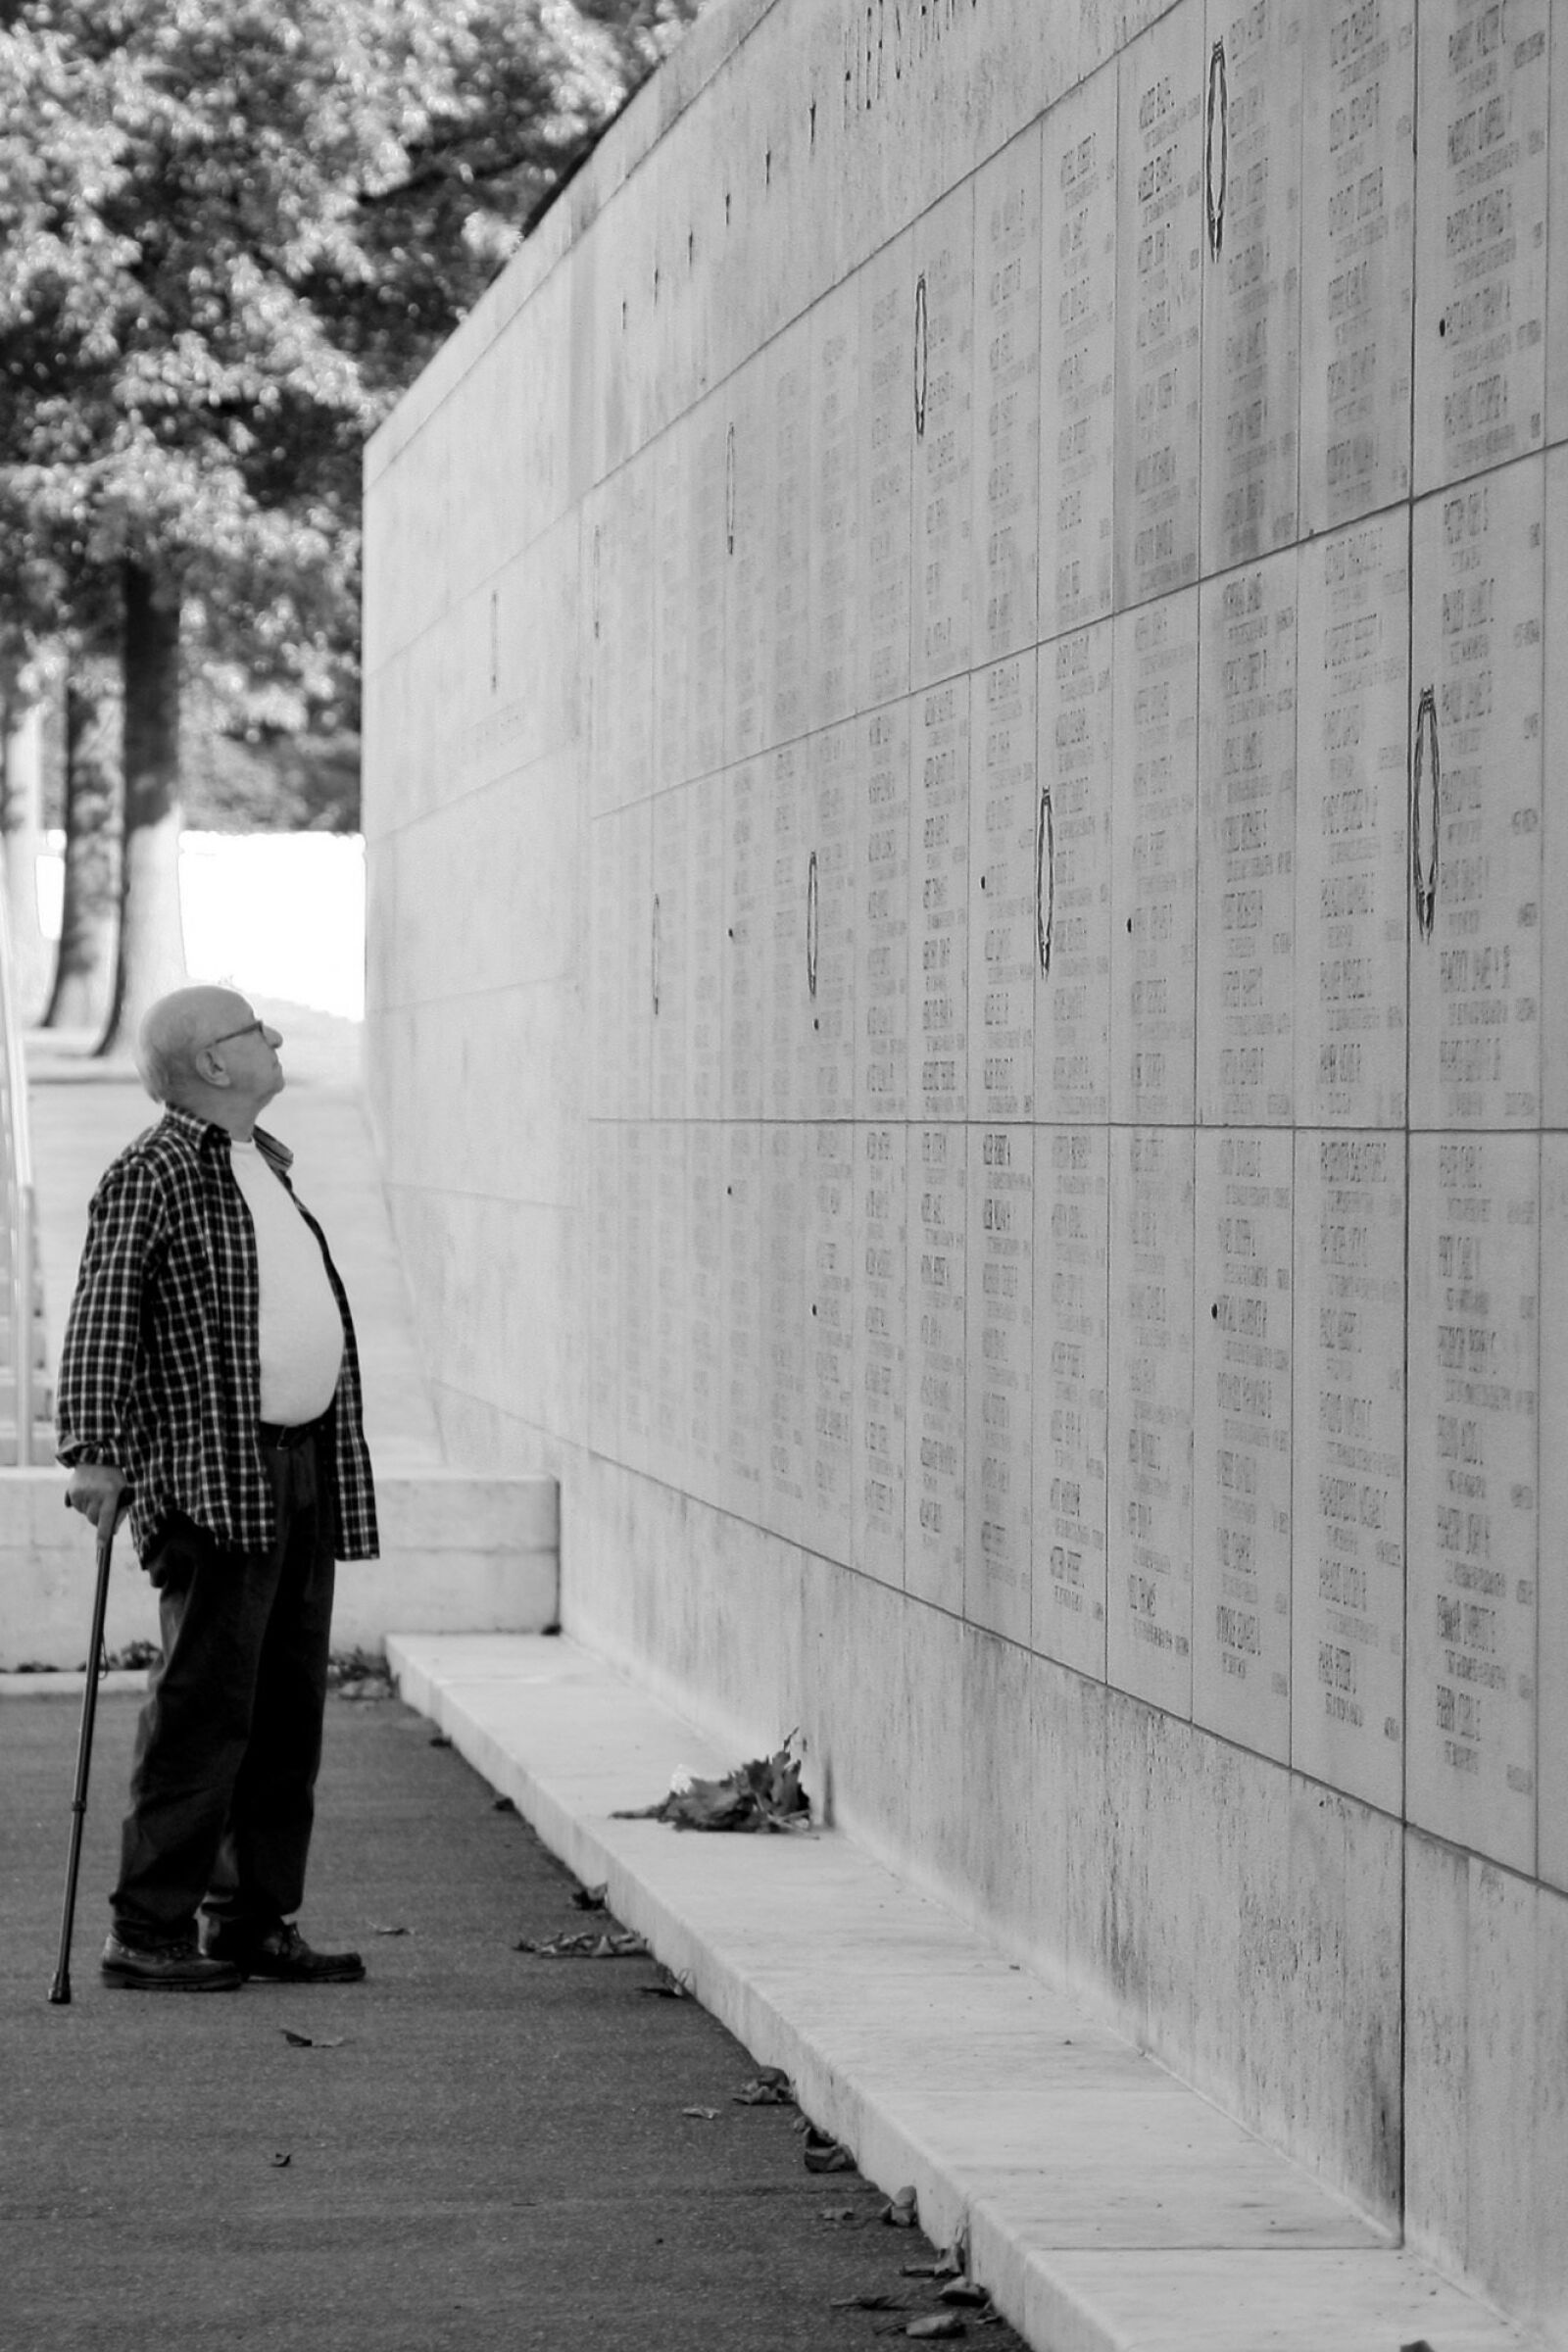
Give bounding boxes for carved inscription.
[854,1124,907,1587]
[906,1125,966,1613]
[1116,4,1204,605]
[1194,1129,1293,1760]
[911,182,975,686]
[1198,553,1298,1124]
[1111,593,1199,1122]
[1414,0,1548,492]
[1033,1125,1110,1681]
[859,235,913,708]
[1036,621,1113,1123]
[1295,513,1409,1125]
[810,282,859,730]
[1408,1135,1539,1872]
[1041,66,1117,632]
[966,1127,1033,1643]
[1107,1124,1195,1714]
[1292,1130,1405,1813]
[969,655,1037,1121]
[910,676,970,1120]
[857,700,911,1120]
[1300,0,1415,529]
[1409,460,1544,1128]
[974,127,1042,662]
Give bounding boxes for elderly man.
[57,986,378,1991]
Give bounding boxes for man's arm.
[56,1156,163,1529]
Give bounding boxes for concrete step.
[0,1470,558,1669]
[386,1631,1534,2352]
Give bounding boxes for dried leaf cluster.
[612,1735,810,1833]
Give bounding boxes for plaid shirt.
[56,1106,378,1563]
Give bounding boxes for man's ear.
[192,1046,230,1090]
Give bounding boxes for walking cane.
[47,1504,121,2005]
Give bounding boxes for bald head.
[137,987,283,1132]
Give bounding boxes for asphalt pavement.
[3,1681,1026,2352]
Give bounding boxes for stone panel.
[1298,0,1415,534]
[1294,511,1410,1128]
[762,1120,808,1546]
[654,421,692,792]
[724,355,772,764]
[910,179,975,690]
[588,1121,621,1461]
[1110,592,1200,1125]
[909,673,971,1122]
[1540,1137,1568,1893]
[1544,446,1568,1128]
[688,767,726,1120]
[858,230,914,711]
[966,1124,1033,1645]
[1199,0,1303,572]
[763,741,808,1120]
[805,722,858,1119]
[1106,1124,1195,1716]
[1036,622,1113,1125]
[651,785,689,1120]
[769,319,813,749]
[723,758,766,1120]
[973,122,1042,664]
[802,1122,856,1566]
[969,653,1038,1123]
[809,276,861,732]
[1408,460,1545,1132]
[1291,1130,1406,1815]
[721,1119,764,1521]
[651,1122,690,1490]
[906,1122,967,1617]
[1197,550,1298,1126]
[1115,0,1205,608]
[1407,1133,1539,1876]
[853,1122,907,1590]
[1413,0,1549,495]
[686,1122,726,1508]
[1192,1130,1294,1763]
[855,699,912,1122]
[690,395,729,780]
[1032,1124,1110,1683]
[619,1120,655,1479]
[1039,63,1118,635]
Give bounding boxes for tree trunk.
[0,684,54,1027]
[43,663,121,1032]
[98,560,187,1058]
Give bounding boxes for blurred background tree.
[0,0,703,1046]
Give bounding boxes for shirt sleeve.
[55,1156,167,1468]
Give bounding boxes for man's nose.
[264,1027,282,1048]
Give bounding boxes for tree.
[0,0,702,1048]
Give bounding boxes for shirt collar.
[158,1104,293,1173]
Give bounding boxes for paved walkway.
[3,1684,1006,2352]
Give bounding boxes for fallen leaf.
[901,2265,945,2279]
[638,1969,691,1999]
[939,2282,990,2309]
[492,1795,516,1814]
[819,2206,859,2227]
[905,2318,966,2341]
[882,2184,918,2228]
[612,1733,812,1833]
[369,1923,409,1937]
[570,1883,608,1911]
[428,1734,452,1749]
[268,2152,291,2168]
[804,2140,856,2174]
[681,2106,719,2122]
[280,2029,343,2049]
[830,2291,906,2311]
[734,2076,794,2105]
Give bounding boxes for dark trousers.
[112,1434,336,1939]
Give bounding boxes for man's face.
[204,999,284,1106]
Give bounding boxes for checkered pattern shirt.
[56,1106,379,1563]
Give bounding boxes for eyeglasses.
[205,1018,268,1049]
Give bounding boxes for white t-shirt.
[227,1138,345,1427]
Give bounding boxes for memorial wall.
[364,0,1568,2334]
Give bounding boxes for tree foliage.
[0,0,702,1037]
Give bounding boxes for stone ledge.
[385,1631,1534,2352]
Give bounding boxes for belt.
[257,1415,328,1451]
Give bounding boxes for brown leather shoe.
[203,1921,366,1983]
[101,1930,242,1992]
